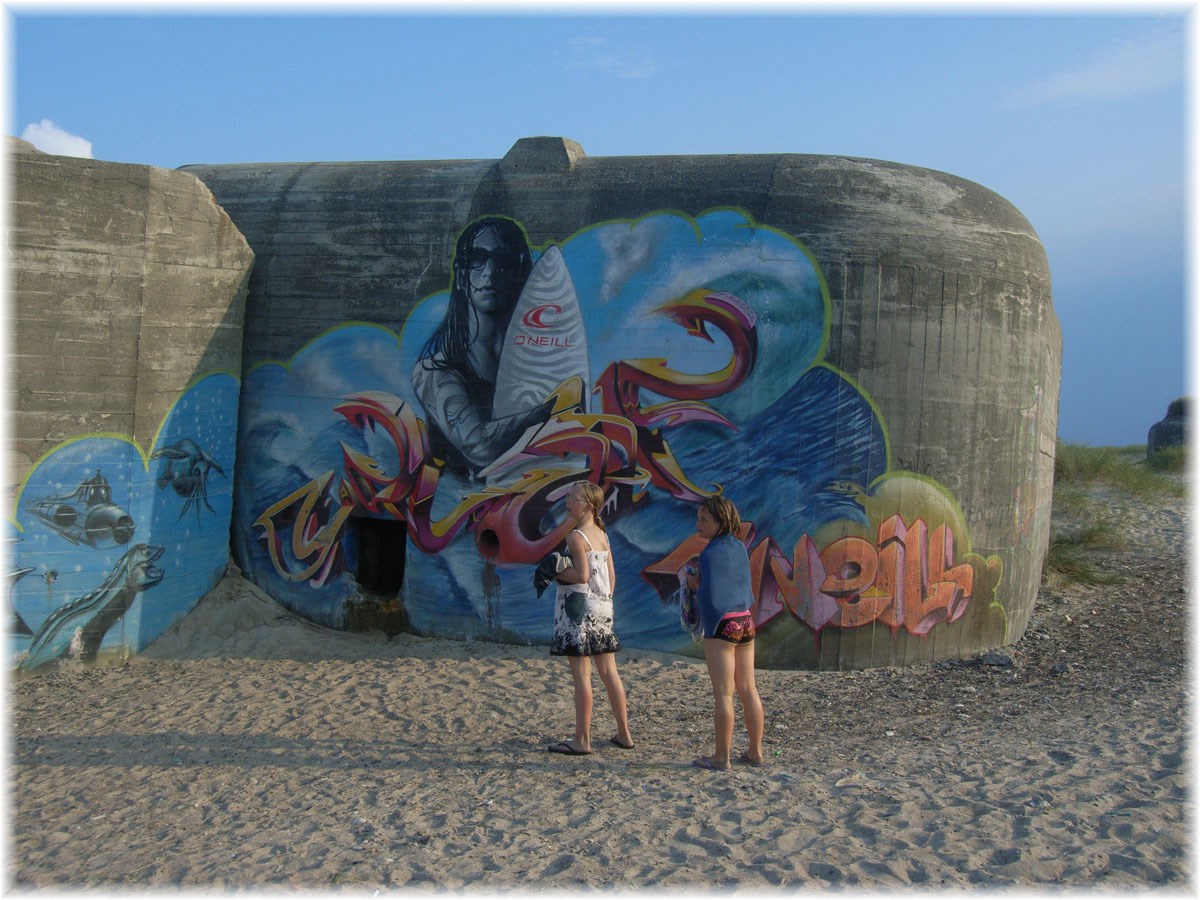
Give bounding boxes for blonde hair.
[700,495,740,537]
[572,481,606,530]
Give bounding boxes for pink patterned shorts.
[713,611,756,645]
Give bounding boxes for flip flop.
[737,751,767,768]
[610,737,635,750]
[691,756,730,771]
[548,741,591,756]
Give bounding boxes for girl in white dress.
[547,481,634,755]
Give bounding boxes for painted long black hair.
[417,216,533,375]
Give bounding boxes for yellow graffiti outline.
[8,371,240,531]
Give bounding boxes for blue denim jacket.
[697,533,753,638]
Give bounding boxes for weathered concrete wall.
[183,136,1059,671]
[8,137,254,671]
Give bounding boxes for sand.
[7,484,1191,891]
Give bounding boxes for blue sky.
[6,3,1190,447]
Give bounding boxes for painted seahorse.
[20,544,165,672]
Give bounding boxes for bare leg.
[569,655,593,752]
[734,640,764,763]
[703,638,736,768]
[593,653,633,747]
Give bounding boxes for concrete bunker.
[8,135,1059,672]
[183,136,1059,671]
[7,137,253,672]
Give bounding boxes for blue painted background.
[9,373,239,669]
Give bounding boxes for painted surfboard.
[493,244,589,419]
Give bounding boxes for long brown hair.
[572,481,606,530]
[700,495,740,537]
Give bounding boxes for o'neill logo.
[522,304,562,329]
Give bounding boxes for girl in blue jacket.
[687,495,766,770]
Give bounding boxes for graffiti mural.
[233,209,1002,662]
[152,438,228,520]
[9,373,239,671]
[28,469,137,548]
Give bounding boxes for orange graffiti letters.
[651,514,976,637]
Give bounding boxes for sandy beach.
[8,484,1190,891]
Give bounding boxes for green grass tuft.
[1041,441,1183,586]
[1146,445,1187,474]
[1054,441,1184,498]
[1049,483,1097,519]
[1042,533,1122,587]
[1072,520,1126,551]
[1054,442,1121,482]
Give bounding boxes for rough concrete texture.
[8,139,255,671]
[182,137,1059,670]
[9,137,254,477]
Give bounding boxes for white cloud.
[19,119,94,158]
[1006,26,1183,107]
[563,35,661,79]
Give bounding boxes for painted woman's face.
[465,226,518,315]
[695,505,720,540]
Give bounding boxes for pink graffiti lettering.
[648,515,976,637]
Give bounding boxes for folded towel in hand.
[533,551,570,597]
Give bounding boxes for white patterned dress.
[550,530,621,657]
